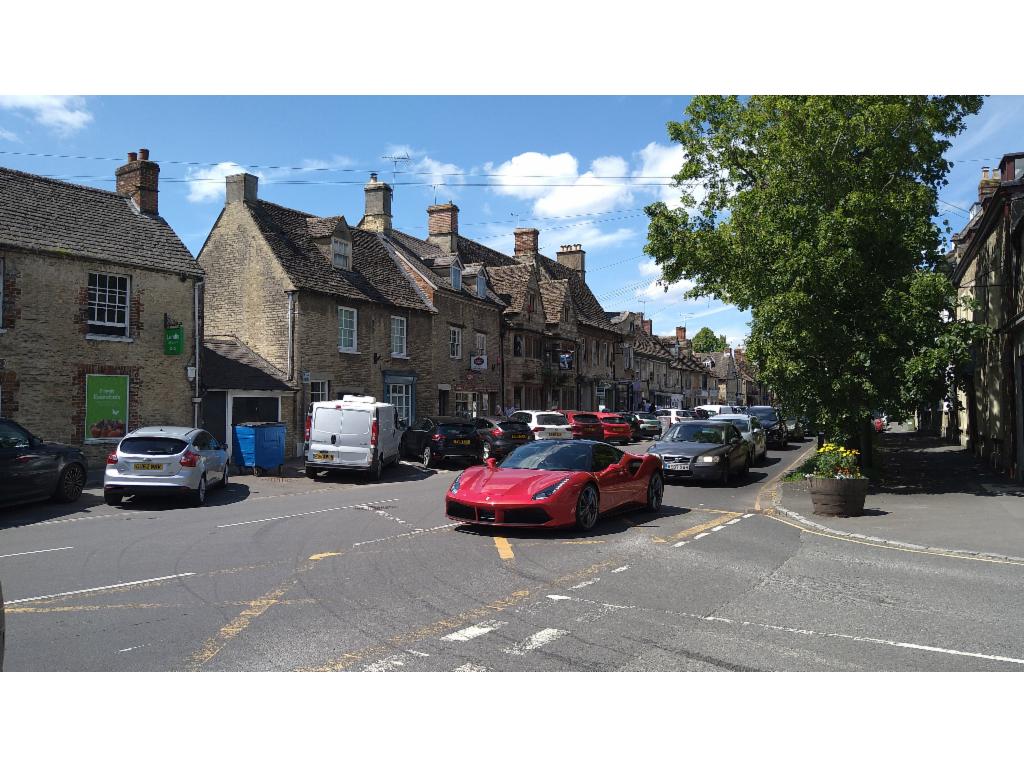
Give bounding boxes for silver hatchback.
[103,426,229,506]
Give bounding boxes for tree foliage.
[644,95,986,444]
[691,326,728,353]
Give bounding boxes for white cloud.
[639,260,662,276]
[483,151,579,201]
[0,96,92,136]
[540,221,635,252]
[634,141,685,206]
[0,127,18,142]
[384,144,465,197]
[185,161,262,203]
[637,277,695,301]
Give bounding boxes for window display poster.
[86,374,128,440]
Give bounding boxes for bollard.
[817,431,825,449]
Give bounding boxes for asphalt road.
[2,437,1022,671]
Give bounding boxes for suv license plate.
[313,452,333,461]
[453,439,470,445]
[134,463,164,471]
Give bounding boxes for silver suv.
[103,426,229,506]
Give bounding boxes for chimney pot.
[127,152,138,162]
[555,241,586,279]
[138,148,150,161]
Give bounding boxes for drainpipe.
[287,291,296,382]
[499,323,507,414]
[193,278,203,428]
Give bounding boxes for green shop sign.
[86,374,128,441]
[164,325,184,355]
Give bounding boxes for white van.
[304,396,403,482]
[695,404,739,417]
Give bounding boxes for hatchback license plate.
[133,463,164,471]
[313,452,333,461]
[453,439,471,445]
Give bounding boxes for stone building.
[607,311,677,408]
[199,173,434,456]
[945,154,1024,481]
[0,151,203,464]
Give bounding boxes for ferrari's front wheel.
[575,484,600,531]
[646,473,664,513]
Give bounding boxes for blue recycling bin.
[232,421,286,475]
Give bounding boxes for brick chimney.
[115,147,159,215]
[978,166,1000,202]
[225,173,258,204]
[427,201,459,254]
[643,319,653,336]
[514,228,539,260]
[556,243,585,280]
[675,326,687,342]
[363,173,393,232]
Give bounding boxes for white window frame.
[310,380,329,403]
[338,306,358,353]
[450,265,462,291]
[331,237,351,270]
[449,326,462,359]
[474,332,486,356]
[386,382,412,425]
[476,274,486,297]
[86,271,131,339]
[391,315,408,358]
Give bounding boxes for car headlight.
[532,477,570,500]
[700,455,718,463]
[450,472,464,493]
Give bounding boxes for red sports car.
[445,440,664,530]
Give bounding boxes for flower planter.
[807,476,869,517]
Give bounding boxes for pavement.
[776,424,1024,560]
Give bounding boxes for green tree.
[644,95,987,460]
[691,326,728,353]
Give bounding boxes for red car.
[445,440,664,530]
[559,410,604,440]
[596,412,632,445]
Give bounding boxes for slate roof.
[0,165,202,276]
[534,256,618,333]
[487,263,534,314]
[633,324,674,361]
[385,229,505,307]
[455,235,518,269]
[539,280,570,325]
[244,201,429,312]
[202,336,293,391]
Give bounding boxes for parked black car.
[648,420,751,485]
[0,418,89,508]
[785,415,807,441]
[472,417,535,460]
[747,406,789,448]
[619,412,661,440]
[400,416,483,467]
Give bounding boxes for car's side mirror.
[485,457,498,469]
[31,435,44,447]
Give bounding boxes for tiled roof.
[0,166,202,276]
[455,235,517,269]
[245,201,429,312]
[539,280,569,325]
[386,229,505,306]
[536,256,618,333]
[633,325,674,361]
[487,263,534,314]
[202,336,293,391]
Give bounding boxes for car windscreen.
[119,437,189,455]
[537,414,569,426]
[664,424,726,444]
[570,413,599,424]
[500,441,591,471]
[438,423,476,437]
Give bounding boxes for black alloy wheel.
[53,463,86,503]
[646,473,664,513]
[422,445,434,467]
[370,457,383,482]
[575,484,600,531]
[191,474,207,507]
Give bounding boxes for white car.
[104,426,229,506]
[507,410,573,440]
[305,396,403,481]
[654,408,693,435]
[710,414,767,464]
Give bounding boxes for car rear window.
[119,437,188,455]
[537,414,569,426]
[602,416,627,424]
[439,423,476,436]
[571,414,599,424]
[497,421,531,434]
[340,410,371,435]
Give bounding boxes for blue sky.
[0,95,1020,346]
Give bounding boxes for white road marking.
[8,573,196,605]
[353,523,457,547]
[694,532,710,540]
[0,546,74,559]
[742,513,755,518]
[725,519,741,525]
[441,620,507,642]
[673,541,688,548]
[363,654,409,672]
[117,644,151,653]
[547,594,571,601]
[611,566,630,573]
[454,663,489,672]
[711,525,725,531]
[218,499,400,528]
[570,579,599,590]
[407,650,430,657]
[503,628,569,656]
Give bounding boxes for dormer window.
[476,274,486,297]
[332,236,351,270]
[450,265,462,291]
